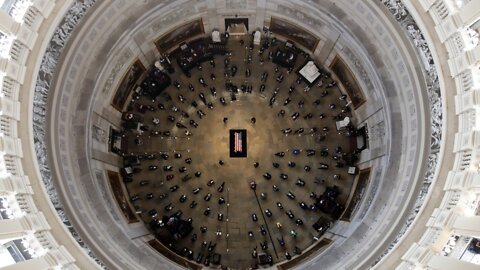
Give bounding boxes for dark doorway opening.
[225,18,249,32]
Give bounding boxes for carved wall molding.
[31,0,107,268]
[372,0,443,266]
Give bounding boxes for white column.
[254,0,267,30]
[453,130,480,152]
[404,242,480,269]
[444,171,480,192]
[454,90,480,114]
[451,215,480,237]
[428,208,480,237]
[435,11,462,42]
[31,0,56,18]
[0,58,26,84]
[0,10,37,50]
[0,218,24,241]
[418,0,441,11]
[427,255,479,270]
[1,246,75,270]
[1,256,52,270]
[0,213,50,241]
[0,11,20,34]
[448,46,480,76]
[457,0,480,28]
[0,176,33,194]
[0,136,23,157]
[0,96,21,120]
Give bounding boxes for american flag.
[234,132,242,153]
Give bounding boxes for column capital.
[445,170,480,192]
[418,0,438,11]
[24,212,51,232]
[435,13,463,42]
[0,58,26,83]
[32,0,56,18]
[0,10,18,34]
[453,130,480,152]
[0,136,23,157]
[426,208,456,230]
[0,95,21,120]
[0,212,50,241]
[428,254,480,270]
[457,0,480,28]
[0,175,33,194]
[401,242,435,266]
[44,245,76,267]
[448,46,480,77]
[451,215,480,237]
[455,90,480,114]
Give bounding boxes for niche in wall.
[107,170,139,223]
[269,17,319,52]
[330,56,366,109]
[340,167,371,221]
[109,127,124,155]
[154,18,205,54]
[111,59,146,111]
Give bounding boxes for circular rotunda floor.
[120,35,357,268]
